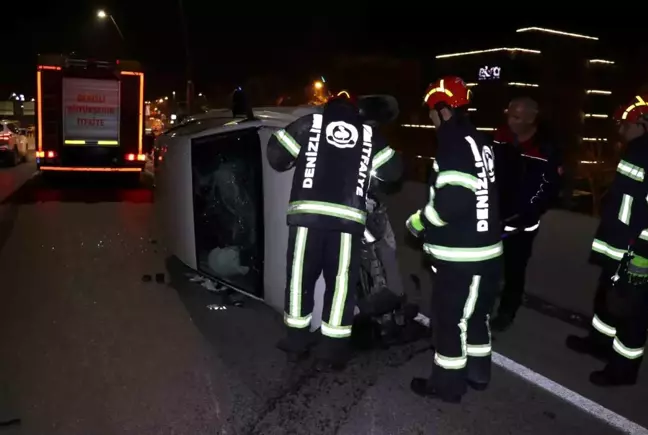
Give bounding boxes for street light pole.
[109,15,125,42]
[97,10,125,43]
[177,0,193,115]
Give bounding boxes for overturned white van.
[154,97,399,324]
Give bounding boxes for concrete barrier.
[384,181,601,316]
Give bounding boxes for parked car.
[0,120,28,166]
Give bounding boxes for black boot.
[590,366,638,387]
[466,357,490,391]
[565,335,610,361]
[276,329,315,362]
[315,338,353,371]
[410,378,462,403]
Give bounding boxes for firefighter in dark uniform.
[566,95,648,386]
[407,77,503,402]
[267,92,403,368]
[490,97,563,332]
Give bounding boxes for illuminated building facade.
[419,27,624,172]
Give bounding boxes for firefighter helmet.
[614,95,648,123]
[423,76,471,110]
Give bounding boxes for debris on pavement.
[155,273,165,284]
[185,273,226,293]
[141,274,152,283]
[207,304,228,311]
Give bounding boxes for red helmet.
[423,76,471,110]
[614,95,648,123]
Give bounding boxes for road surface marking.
[493,353,648,435]
[413,314,648,435]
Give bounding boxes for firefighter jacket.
[590,134,648,269]
[406,117,503,273]
[492,126,562,234]
[267,102,403,235]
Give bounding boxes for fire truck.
[36,54,146,173]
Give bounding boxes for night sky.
[2,4,635,99]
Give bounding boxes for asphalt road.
[0,163,644,434]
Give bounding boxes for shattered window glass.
[191,128,264,297]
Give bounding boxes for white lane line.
[413,314,648,435]
[492,353,648,435]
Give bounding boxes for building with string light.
[405,27,622,166]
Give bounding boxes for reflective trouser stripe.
[591,239,626,261]
[466,343,492,357]
[618,194,633,225]
[434,275,481,370]
[423,242,503,262]
[323,233,353,338]
[285,227,310,329]
[274,129,300,157]
[613,337,644,359]
[288,201,366,225]
[592,314,616,337]
[284,313,312,329]
[434,354,466,369]
[321,321,352,338]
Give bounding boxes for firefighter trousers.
[283,226,362,357]
[497,230,538,318]
[430,267,499,396]
[590,267,648,378]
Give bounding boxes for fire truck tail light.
[126,153,144,162]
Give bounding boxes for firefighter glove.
[627,255,648,286]
[406,210,424,239]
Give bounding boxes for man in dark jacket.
[490,97,563,332]
[566,95,648,386]
[408,77,503,403]
[266,92,402,368]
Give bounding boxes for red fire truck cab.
[36,54,146,173]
